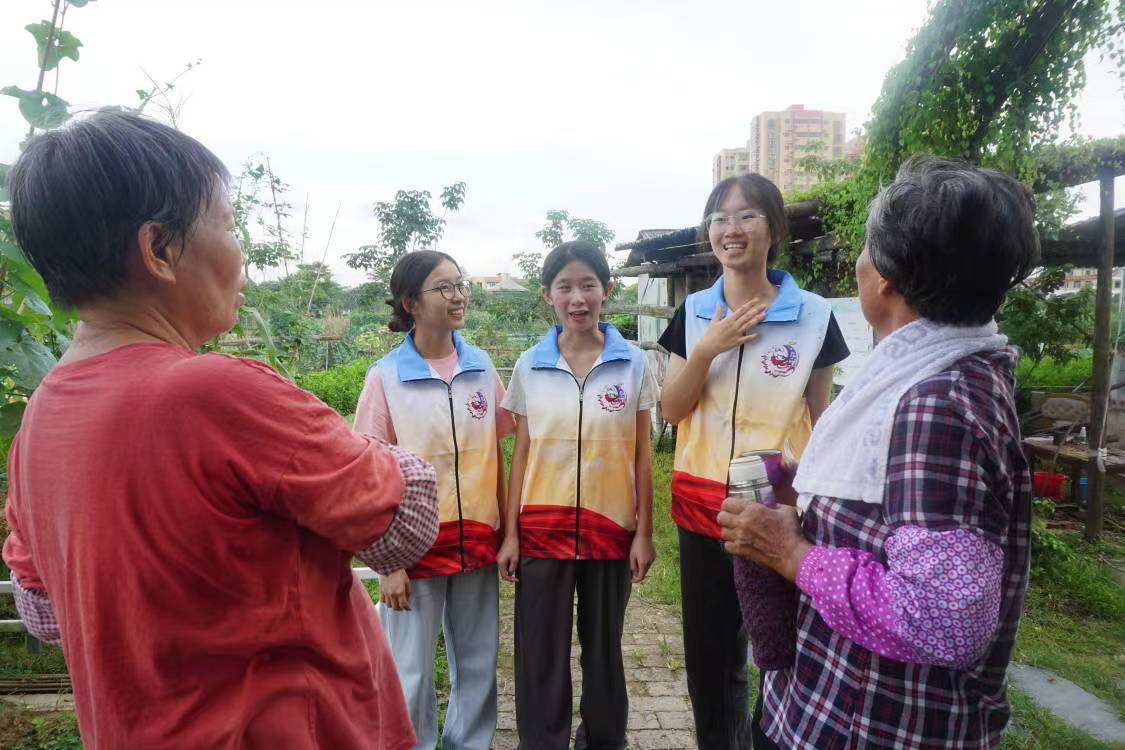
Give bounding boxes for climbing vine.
[0,1,95,449]
[788,0,1125,295]
[0,1,204,448]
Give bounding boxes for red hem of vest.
[407,520,499,579]
[519,504,632,560]
[670,470,726,540]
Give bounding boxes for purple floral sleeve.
[796,525,1003,667]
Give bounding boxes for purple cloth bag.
[731,453,799,670]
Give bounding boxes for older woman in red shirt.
[2,110,437,749]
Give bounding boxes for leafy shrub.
[297,359,370,416]
[1029,500,1125,621]
[1015,352,1092,390]
[1029,499,1075,575]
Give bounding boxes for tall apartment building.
[713,147,752,185]
[749,104,846,194]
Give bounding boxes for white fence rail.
[0,567,381,639]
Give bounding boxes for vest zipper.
[727,344,746,478]
[446,375,468,572]
[575,385,585,560]
[563,360,612,560]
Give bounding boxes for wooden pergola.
[611,145,1123,539]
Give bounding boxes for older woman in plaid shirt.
[719,155,1037,749]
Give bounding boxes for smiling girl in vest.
[497,240,657,750]
[657,174,850,749]
[354,250,514,750]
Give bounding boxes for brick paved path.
[492,586,696,749]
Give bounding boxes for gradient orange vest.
[513,323,648,560]
[672,271,830,538]
[377,331,500,577]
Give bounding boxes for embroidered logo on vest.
[597,384,628,413]
[466,390,489,419]
[761,343,799,378]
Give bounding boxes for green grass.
[0,703,81,750]
[0,636,67,676]
[1015,530,1125,718]
[636,441,681,607]
[1015,352,1093,390]
[1001,687,1125,750]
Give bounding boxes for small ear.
[135,222,177,285]
[540,286,552,306]
[877,273,896,298]
[604,279,616,299]
[402,297,416,315]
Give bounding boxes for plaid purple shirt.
[762,349,1032,749]
[10,573,61,645]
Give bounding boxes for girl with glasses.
[657,174,850,748]
[498,240,658,749]
[355,250,514,750]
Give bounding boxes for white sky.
[1,0,1122,287]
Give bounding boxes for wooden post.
[1087,171,1116,541]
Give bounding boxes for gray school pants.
[378,564,499,750]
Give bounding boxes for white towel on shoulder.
[794,318,1008,509]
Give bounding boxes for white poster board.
[826,297,875,387]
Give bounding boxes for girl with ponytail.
[355,250,514,750]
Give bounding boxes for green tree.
[232,157,300,280]
[534,210,615,252]
[795,139,859,184]
[344,182,467,286]
[261,157,295,277]
[513,251,544,289]
[500,210,620,329]
[788,0,1124,295]
[999,267,1096,378]
[863,0,1123,181]
[285,262,344,318]
[521,208,618,288]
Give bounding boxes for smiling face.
[706,187,773,273]
[542,259,613,334]
[406,259,469,333]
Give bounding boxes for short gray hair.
[9,109,230,307]
[864,154,1039,325]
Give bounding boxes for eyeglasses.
[705,210,766,229]
[422,281,472,301]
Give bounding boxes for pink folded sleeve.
[354,367,396,443]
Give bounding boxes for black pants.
[679,527,754,749]
[514,557,632,750]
